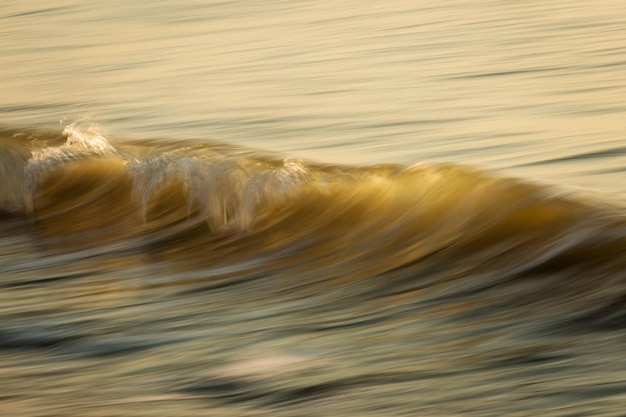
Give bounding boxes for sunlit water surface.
[1,1,626,416]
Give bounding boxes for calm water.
[1,1,626,416]
[2,0,626,195]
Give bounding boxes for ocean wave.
[1,125,624,275]
[2,125,626,416]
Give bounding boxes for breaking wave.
[3,125,624,270]
[1,124,626,416]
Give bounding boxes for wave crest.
[1,125,624,277]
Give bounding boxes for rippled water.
[3,0,626,194]
[1,1,626,416]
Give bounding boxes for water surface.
[1,1,626,416]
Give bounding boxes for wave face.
[1,125,626,416]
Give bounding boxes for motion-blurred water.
[1,1,626,416]
[3,0,626,194]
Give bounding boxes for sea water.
[1,1,625,415]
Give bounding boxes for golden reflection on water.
[1,1,626,416]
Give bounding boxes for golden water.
[1,1,626,415]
